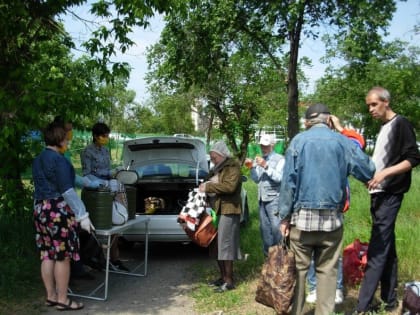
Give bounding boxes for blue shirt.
[32,148,75,200]
[279,124,375,221]
[80,143,111,180]
[250,151,285,202]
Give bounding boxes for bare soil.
[38,241,207,315]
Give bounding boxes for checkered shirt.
[290,208,344,232]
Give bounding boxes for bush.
[0,209,41,300]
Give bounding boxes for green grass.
[191,169,420,314]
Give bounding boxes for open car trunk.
[128,181,198,215]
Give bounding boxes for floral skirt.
[33,197,80,261]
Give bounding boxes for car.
[117,136,249,243]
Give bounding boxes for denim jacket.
[279,124,375,220]
[32,148,75,200]
[250,152,285,202]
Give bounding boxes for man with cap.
[199,140,243,293]
[278,103,375,315]
[245,134,285,256]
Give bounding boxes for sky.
[62,1,419,102]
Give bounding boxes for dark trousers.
[357,192,403,311]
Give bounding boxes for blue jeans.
[258,198,282,256]
[307,255,343,291]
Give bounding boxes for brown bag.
[182,212,217,247]
[403,282,420,314]
[255,238,296,315]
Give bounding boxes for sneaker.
[306,290,317,304]
[214,282,235,293]
[335,289,344,304]
[208,278,224,287]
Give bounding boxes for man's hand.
[255,156,267,169]
[198,182,206,193]
[367,170,387,190]
[280,221,290,237]
[329,115,344,133]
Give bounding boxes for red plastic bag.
[343,239,368,285]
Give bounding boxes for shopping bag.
[343,238,368,285]
[178,189,207,230]
[403,281,420,314]
[178,189,216,247]
[182,211,217,247]
[255,238,296,315]
[112,200,128,225]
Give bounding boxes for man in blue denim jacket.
[278,103,375,315]
[247,134,285,256]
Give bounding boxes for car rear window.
[136,163,208,178]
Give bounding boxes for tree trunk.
[286,10,305,140]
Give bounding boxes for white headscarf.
[210,141,231,158]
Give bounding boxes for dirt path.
[38,241,404,315]
[42,242,212,315]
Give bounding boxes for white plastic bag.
[112,200,128,225]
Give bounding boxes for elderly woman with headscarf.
[199,140,243,292]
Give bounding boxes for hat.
[305,103,330,119]
[259,134,274,146]
[210,141,231,157]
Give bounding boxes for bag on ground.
[403,281,420,314]
[255,237,296,315]
[343,238,368,285]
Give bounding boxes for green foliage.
[146,0,291,159]
[0,191,41,301]
[0,0,178,218]
[83,0,179,83]
[308,40,420,139]
[153,93,196,135]
[146,0,397,153]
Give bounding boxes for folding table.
[68,216,149,301]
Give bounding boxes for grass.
[191,168,420,314]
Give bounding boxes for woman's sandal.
[45,299,57,307]
[55,299,84,311]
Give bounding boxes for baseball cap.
[259,134,274,146]
[305,103,330,119]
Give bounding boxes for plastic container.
[81,188,113,229]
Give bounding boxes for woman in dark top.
[32,122,94,310]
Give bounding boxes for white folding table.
[68,216,149,301]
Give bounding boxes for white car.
[118,136,249,243]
